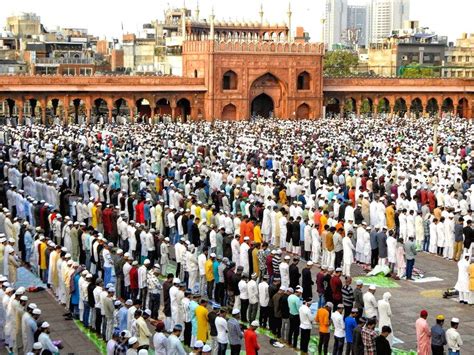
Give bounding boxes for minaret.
[181,1,187,39]
[195,0,200,21]
[210,6,215,40]
[287,2,292,41]
[259,2,264,25]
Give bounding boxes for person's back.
[375,334,391,355]
[244,328,259,355]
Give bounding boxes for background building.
[368,0,410,43]
[368,22,447,76]
[444,33,474,78]
[347,4,368,48]
[324,0,348,50]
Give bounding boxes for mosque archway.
[325,98,340,116]
[426,98,439,116]
[113,98,129,123]
[177,98,191,122]
[457,98,469,118]
[251,93,274,118]
[394,98,407,116]
[441,98,454,114]
[377,97,390,113]
[94,98,108,117]
[221,103,237,120]
[156,98,171,118]
[344,97,356,114]
[135,98,151,121]
[296,103,310,119]
[410,98,423,117]
[249,73,284,118]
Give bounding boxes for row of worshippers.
[0,276,63,354]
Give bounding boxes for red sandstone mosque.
[0,6,473,123]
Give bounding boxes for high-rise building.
[324,0,348,50]
[368,0,409,43]
[346,5,368,47]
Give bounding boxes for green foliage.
[400,63,435,78]
[323,50,359,77]
[360,99,372,114]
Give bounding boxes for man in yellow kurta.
[385,203,396,230]
[91,204,99,229]
[253,222,262,244]
[195,299,209,341]
[468,261,474,304]
[252,244,259,277]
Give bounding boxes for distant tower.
[259,2,264,25]
[210,7,215,40]
[195,0,200,21]
[287,2,292,41]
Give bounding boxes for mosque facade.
[0,10,473,122]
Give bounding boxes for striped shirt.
[342,285,355,307]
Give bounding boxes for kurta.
[195,304,209,342]
[454,258,469,293]
[415,317,431,355]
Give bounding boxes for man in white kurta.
[454,254,470,304]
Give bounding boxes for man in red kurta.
[244,321,261,355]
[102,205,114,237]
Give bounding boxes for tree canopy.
[323,50,359,77]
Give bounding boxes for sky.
[1,0,472,43]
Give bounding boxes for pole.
[433,117,439,154]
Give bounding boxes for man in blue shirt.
[345,308,358,352]
[431,314,447,355]
[288,286,303,348]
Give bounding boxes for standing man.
[363,285,378,320]
[315,302,332,355]
[215,308,229,355]
[228,309,243,355]
[431,315,447,355]
[331,304,345,355]
[415,310,431,355]
[288,286,302,349]
[301,261,314,301]
[446,318,463,355]
[258,275,270,329]
[244,320,261,355]
[299,297,313,355]
[405,236,417,280]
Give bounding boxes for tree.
[400,63,435,78]
[323,50,359,77]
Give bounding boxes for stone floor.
[27,290,100,354]
[22,252,474,354]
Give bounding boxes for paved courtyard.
[24,252,474,354]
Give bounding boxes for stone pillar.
[63,106,69,126]
[17,102,24,125]
[86,107,91,125]
[41,108,47,125]
[108,106,113,123]
[129,107,135,123]
[171,107,177,121]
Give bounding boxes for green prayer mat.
[355,274,401,288]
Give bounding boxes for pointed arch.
[221,103,237,120]
[222,70,238,90]
[297,71,311,90]
[296,103,310,119]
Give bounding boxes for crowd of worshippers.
[0,115,472,354]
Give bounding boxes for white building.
[368,0,410,43]
[324,0,348,50]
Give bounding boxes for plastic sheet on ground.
[15,267,46,289]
